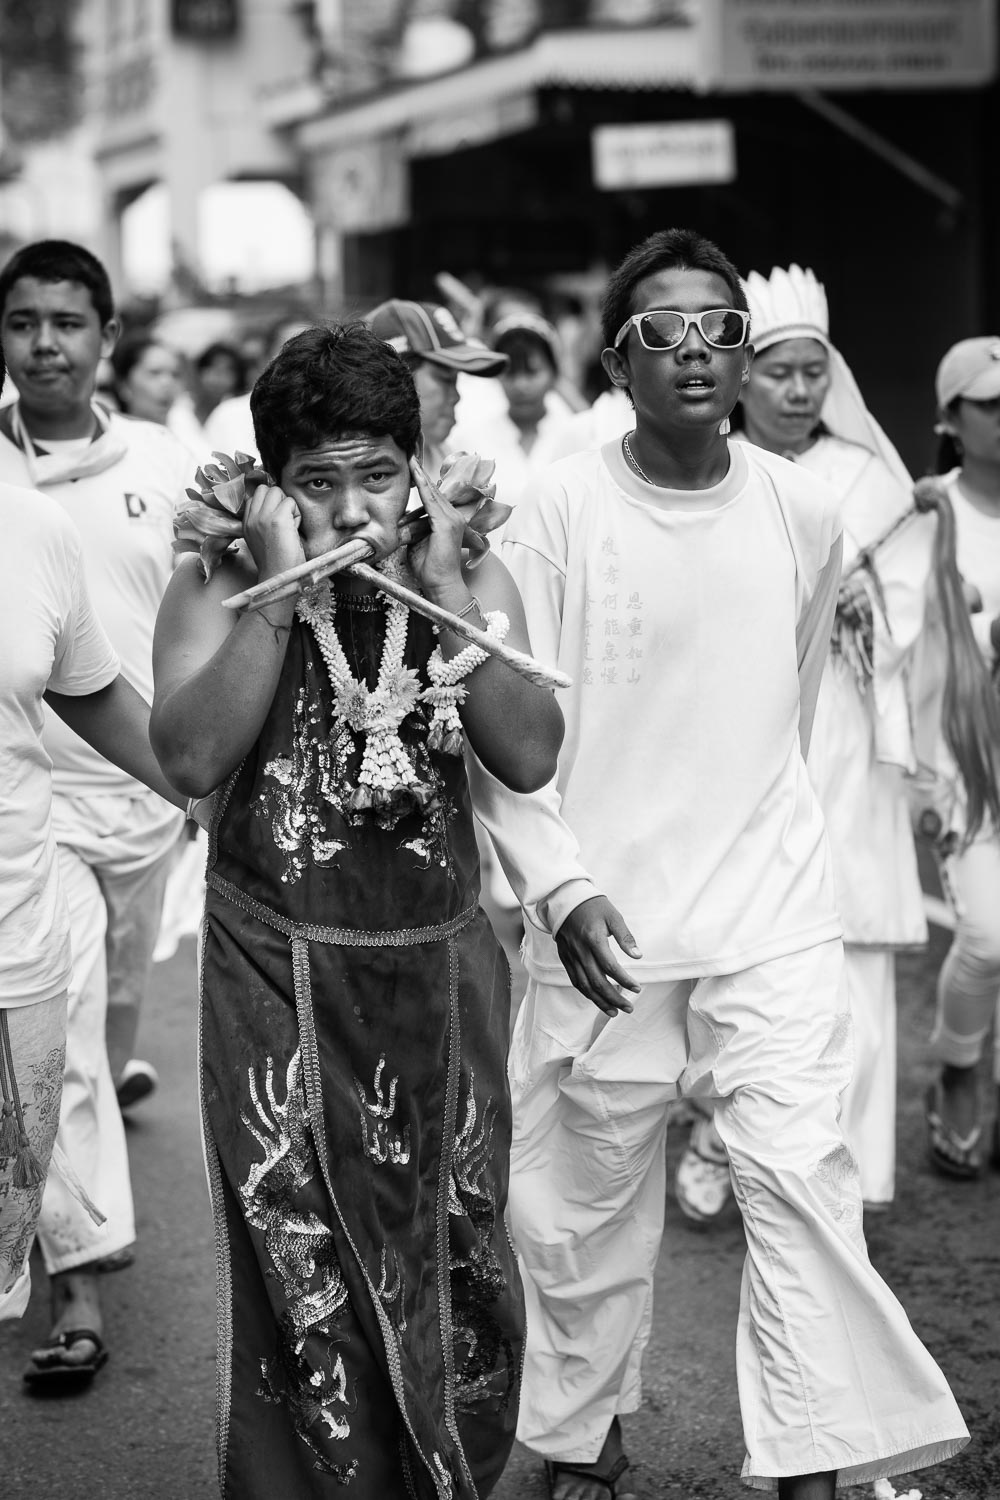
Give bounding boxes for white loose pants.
[840,946,896,1207]
[932,833,1000,1083]
[508,940,968,1489]
[36,790,181,1274]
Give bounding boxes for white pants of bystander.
[932,833,1000,1081]
[508,939,969,1489]
[840,946,897,1207]
[35,790,181,1274]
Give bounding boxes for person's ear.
[741,342,754,384]
[601,344,630,392]
[100,317,121,361]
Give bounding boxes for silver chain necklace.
[622,431,653,485]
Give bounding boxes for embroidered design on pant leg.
[375,1247,407,1332]
[447,1074,515,1414]
[239,1048,358,1482]
[257,682,350,883]
[355,1054,411,1167]
[0,1042,63,1295]
[811,1142,865,1245]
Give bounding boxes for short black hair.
[110,331,165,384]
[600,229,748,351]
[0,239,115,326]
[251,323,422,478]
[196,340,247,387]
[495,328,558,377]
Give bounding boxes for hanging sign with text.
[592,120,736,191]
[709,0,996,91]
[171,0,238,41]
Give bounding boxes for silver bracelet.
[455,595,490,631]
[434,594,490,636]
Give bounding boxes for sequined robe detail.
[200,606,523,1499]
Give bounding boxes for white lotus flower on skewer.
[173,450,269,580]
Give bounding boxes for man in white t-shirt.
[471,230,968,1498]
[0,340,186,1352]
[0,240,189,1386]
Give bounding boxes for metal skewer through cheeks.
[221,473,571,692]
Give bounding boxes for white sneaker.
[674,1116,733,1224]
[116,1059,159,1110]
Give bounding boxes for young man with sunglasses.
[472,230,968,1499]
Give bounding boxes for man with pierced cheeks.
[470,229,969,1499]
[150,323,562,1498]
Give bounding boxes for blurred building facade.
[271,0,998,467]
[1,0,996,464]
[78,0,312,295]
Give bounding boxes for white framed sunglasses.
[614,308,750,351]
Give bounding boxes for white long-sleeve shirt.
[471,437,844,983]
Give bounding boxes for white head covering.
[742,263,911,492]
[743,264,829,354]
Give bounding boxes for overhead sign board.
[408,91,538,158]
[709,0,996,92]
[592,120,736,191]
[311,136,409,233]
[172,0,238,40]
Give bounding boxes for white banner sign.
[711,0,996,91]
[592,120,736,191]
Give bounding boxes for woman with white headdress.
[674,264,936,1217]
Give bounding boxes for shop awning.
[276,25,702,157]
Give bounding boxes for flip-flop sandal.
[23,1328,108,1392]
[95,1247,135,1274]
[544,1454,631,1498]
[926,1083,982,1180]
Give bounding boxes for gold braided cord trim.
[197,914,234,1493]
[206,868,477,948]
[435,937,477,1495]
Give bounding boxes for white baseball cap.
[935,336,1000,409]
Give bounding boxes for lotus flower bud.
[436,451,496,511]
[172,450,269,580]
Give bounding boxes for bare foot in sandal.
[24,1268,107,1388]
[544,1417,638,1500]
[927,1067,982,1178]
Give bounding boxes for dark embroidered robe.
[200,597,523,1500]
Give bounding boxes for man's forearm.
[46,675,187,811]
[151,603,294,797]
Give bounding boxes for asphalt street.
[1,924,997,1500]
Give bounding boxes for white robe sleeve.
[797,531,843,759]
[465,520,602,938]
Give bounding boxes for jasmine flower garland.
[296,552,509,814]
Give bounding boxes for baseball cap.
[367,299,507,376]
[490,311,561,363]
[935,336,1000,409]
